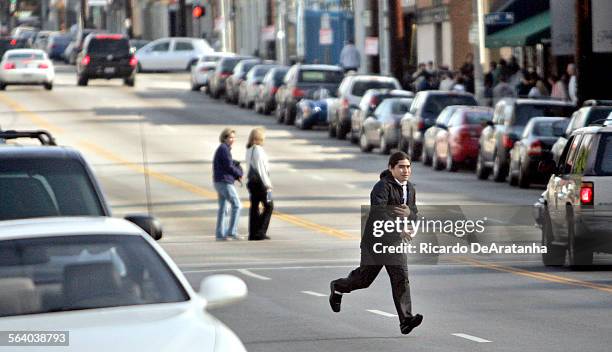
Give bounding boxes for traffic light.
[193,5,205,18]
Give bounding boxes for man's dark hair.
[388,151,410,168]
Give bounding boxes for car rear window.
[220,58,241,71]
[7,52,44,60]
[273,69,288,85]
[201,55,222,62]
[514,104,575,126]
[595,134,612,175]
[465,111,493,124]
[586,108,612,126]
[423,95,478,119]
[299,69,343,83]
[0,158,105,220]
[88,38,130,55]
[532,120,569,137]
[351,81,397,97]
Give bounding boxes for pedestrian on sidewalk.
[245,128,273,241]
[329,151,423,335]
[213,128,243,241]
[339,39,360,73]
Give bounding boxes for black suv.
[76,34,137,87]
[0,130,161,239]
[476,98,575,182]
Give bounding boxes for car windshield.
[273,69,288,85]
[351,81,397,96]
[299,69,343,83]
[0,158,105,220]
[595,134,612,175]
[532,120,569,137]
[7,53,44,61]
[423,95,478,119]
[88,39,130,55]
[220,58,243,71]
[586,108,612,125]
[0,235,189,317]
[514,104,574,126]
[253,66,272,78]
[465,111,493,124]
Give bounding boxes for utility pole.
[124,0,133,38]
[80,0,87,28]
[178,0,187,36]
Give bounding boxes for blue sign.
[485,12,515,26]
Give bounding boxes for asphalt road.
[1,65,611,351]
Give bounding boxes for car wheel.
[398,136,407,153]
[124,77,135,87]
[191,83,200,91]
[44,82,53,90]
[422,146,432,166]
[407,136,420,161]
[349,125,359,144]
[476,152,490,180]
[276,106,285,124]
[492,152,507,182]
[518,162,531,188]
[136,63,143,73]
[446,146,457,172]
[359,130,372,152]
[432,145,443,170]
[284,106,294,125]
[0,82,6,90]
[328,120,337,138]
[541,208,565,266]
[566,207,594,268]
[379,133,391,155]
[77,75,88,86]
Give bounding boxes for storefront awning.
[485,11,550,48]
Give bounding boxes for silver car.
[359,97,413,154]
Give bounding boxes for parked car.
[238,63,276,108]
[537,125,612,267]
[67,28,103,65]
[208,55,252,98]
[476,98,575,182]
[129,39,150,52]
[550,104,612,164]
[254,66,289,115]
[508,117,569,188]
[0,130,161,238]
[359,97,414,154]
[46,32,71,60]
[349,89,414,143]
[276,64,344,125]
[430,106,493,171]
[76,34,137,87]
[399,91,478,160]
[190,52,234,91]
[0,217,248,351]
[0,37,28,58]
[135,37,212,72]
[329,75,402,140]
[62,40,76,63]
[32,30,52,50]
[0,49,54,90]
[421,105,463,166]
[225,58,261,104]
[294,87,338,130]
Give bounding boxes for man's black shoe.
[400,314,423,335]
[329,282,342,313]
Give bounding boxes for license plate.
[104,67,116,74]
[22,74,32,79]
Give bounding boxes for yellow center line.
[0,93,354,240]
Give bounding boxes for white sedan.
[0,217,247,352]
[191,52,235,91]
[136,37,213,72]
[0,49,55,90]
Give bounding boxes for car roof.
[418,90,474,97]
[296,64,342,71]
[572,125,612,135]
[501,98,575,107]
[0,145,84,160]
[3,48,46,55]
[349,75,397,81]
[528,116,568,123]
[0,217,143,240]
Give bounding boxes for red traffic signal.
[193,5,205,18]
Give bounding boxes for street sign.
[365,36,378,56]
[485,12,514,26]
[319,28,333,45]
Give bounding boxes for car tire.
[422,146,432,166]
[328,121,337,138]
[398,136,408,153]
[518,162,531,188]
[0,82,6,90]
[136,63,143,73]
[541,208,565,266]
[349,128,359,144]
[124,77,135,87]
[407,136,420,161]
[44,82,53,90]
[359,130,372,152]
[432,146,443,171]
[492,152,507,182]
[379,133,391,155]
[284,106,294,125]
[77,75,88,86]
[476,152,490,180]
[446,146,457,172]
[276,106,285,124]
[191,83,201,91]
[567,207,594,268]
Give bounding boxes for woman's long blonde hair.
[246,128,265,148]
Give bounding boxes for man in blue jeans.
[213,128,243,240]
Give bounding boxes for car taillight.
[220,72,231,78]
[292,87,305,98]
[199,67,209,72]
[129,56,137,67]
[10,39,16,46]
[458,127,471,140]
[3,62,16,69]
[580,182,594,205]
[38,63,49,69]
[417,118,425,130]
[95,34,123,40]
[369,96,378,109]
[271,86,278,95]
[528,140,542,156]
[503,134,514,149]
[81,55,90,66]
[341,98,349,109]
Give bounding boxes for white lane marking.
[310,175,324,181]
[301,291,327,297]
[236,269,272,281]
[366,309,397,318]
[452,333,492,343]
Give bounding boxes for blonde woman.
[245,128,273,240]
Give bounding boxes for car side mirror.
[537,159,557,175]
[199,275,247,309]
[125,214,163,240]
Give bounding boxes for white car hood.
[0,302,231,352]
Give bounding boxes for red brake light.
[95,34,123,40]
[271,86,278,95]
[292,87,305,98]
[417,118,425,130]
[503,134,514,149]
[38,63,49,69]
[199,67,209,72]
[580,182,594,205]
[129,56,137,67]
[341,98,349,109]
[528,140,542,156]
[81,55,91,66]
[3,62,15,69]
[458,127,471,141]
[10,39,16,46]
[369,96,378,109]
[220,72,231,78]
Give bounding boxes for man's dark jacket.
[213,143,243,184]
